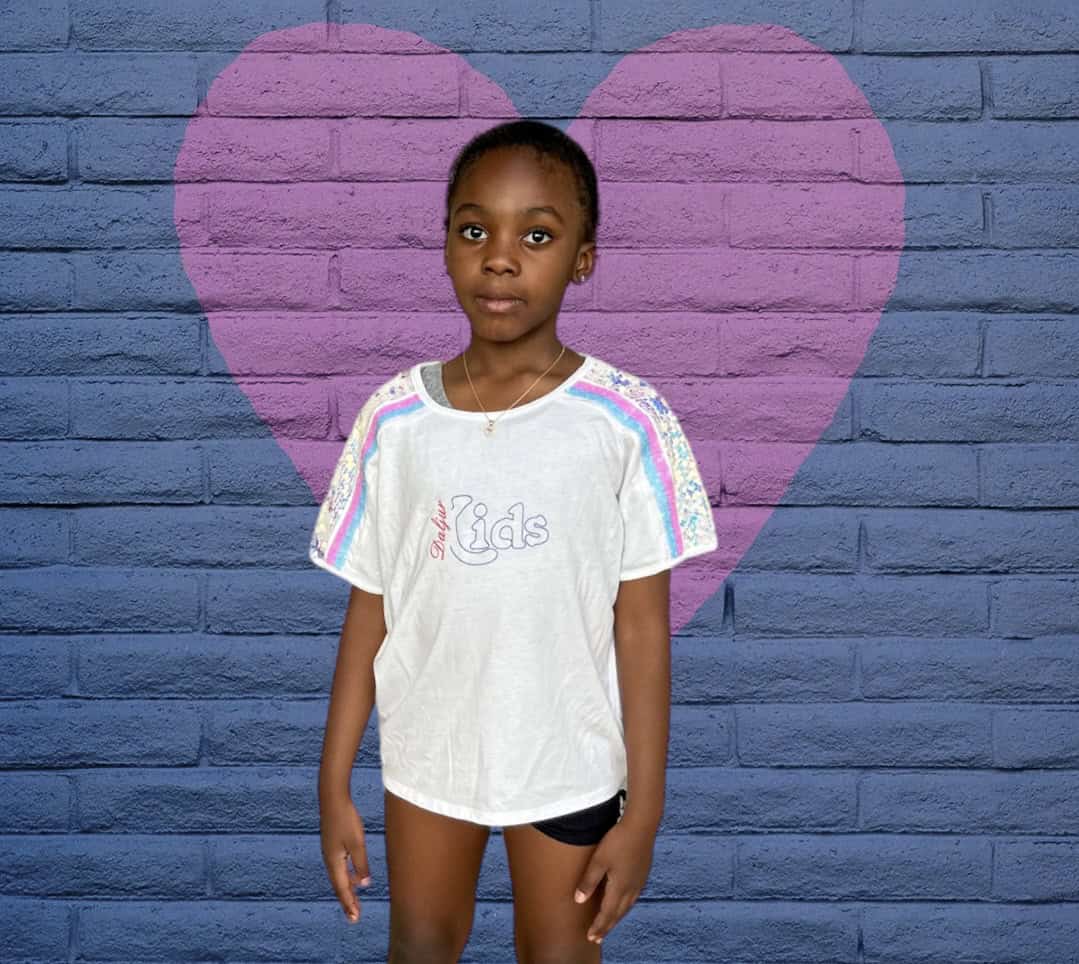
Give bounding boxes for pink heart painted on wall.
[172,21,904,631]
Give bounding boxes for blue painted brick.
[0,568,200,632]
[0,700,201,766]
[0,634,69,696]
[0,508,68,565]
[994,708,1079,767]
[995,840,1079,900]
[867,508,1079,571]
[0,834,206,896]
[0,0,68,50]
[73,506,312,567]
[863,0,1079,53]
[738,702,993,766]
[992,185,1079,246]
[0,252,72,309]
[886,251,1079,311]
[0,313,202,376]
[0,378,68,437]
[667,767,858,832]
[207,571,350,634]
[992,577,1079,637]
[861,637,1079,702]
[69,378,313,439]
[901,186,985,248]
[862,902,1079,962]
[206,439,317,503]
[0,54,198,115]
[984,317,1079,377]
[861,771,1079,833]
[0,898,68,958]
[75,765,333,832]
[982,443,1079,506]
[859,382,1079,441]
[0,122,68,181]
[74,252,207,311]
[76,118,193,182]
[599,0,854,52]
[992,55,1079,118]
[858,313,980,377]
[732,506,858,571]
[0,773,70,831]
[733,573,988,636]
[885,121,1079,182]
[840,55,982,119]
[738,834,990,899]
[674,638,856,702]
[77,899,378,960]
[787,441,979,505]
[0,441,204,504]
[205,699,351,764]
[0,186,185,249]
[339,0,591,52]
[75,633,336,697]
[667,705,734,766]
[71,0,327,50]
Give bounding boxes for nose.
[482,231,520,275]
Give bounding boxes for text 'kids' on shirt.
[309,353,718,827]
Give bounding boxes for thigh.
[502,819,607,964]
[383,787,491,964]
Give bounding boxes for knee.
[517,941,599,964]
[388,923,468,964]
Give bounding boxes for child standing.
[311,119,717,962]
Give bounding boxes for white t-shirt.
[308,352,718,826]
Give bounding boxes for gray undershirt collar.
[421,361,452,407]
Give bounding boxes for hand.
[319,794,373,924]
[573,813,657,944]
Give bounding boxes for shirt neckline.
[411,353,594,422]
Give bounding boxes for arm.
[612,567,671,832]
[317,585,387,804]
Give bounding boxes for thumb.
[346,837,372,888]
[574,861,605,904]
[347,848,372,887]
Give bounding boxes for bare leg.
[502,820,604,964]
[383,788,492,964]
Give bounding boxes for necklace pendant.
[484,419,495,436]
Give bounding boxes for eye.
[457,224,554,246]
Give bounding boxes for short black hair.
[443,119,599,246]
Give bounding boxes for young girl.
[310,119,717,962]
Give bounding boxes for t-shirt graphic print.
[309,353,717,826]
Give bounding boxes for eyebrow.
[452,202,564,224]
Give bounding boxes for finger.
[590,891,633,943]
[345,850,372,888]
[574,861,607,904]
[329,858,362,922]
[586,881,620,944]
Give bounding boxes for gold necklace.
[462,345,567,436]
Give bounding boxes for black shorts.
[530,789,627,846]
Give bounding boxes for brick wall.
[2,1,1078,961]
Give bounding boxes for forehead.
[455,147,577,205]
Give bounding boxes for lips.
[476,293,524,312]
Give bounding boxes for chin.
[466,313,530,336]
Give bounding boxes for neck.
[460,340,571,380]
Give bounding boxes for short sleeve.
[617,391,717,581]
[308,396,383,594]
